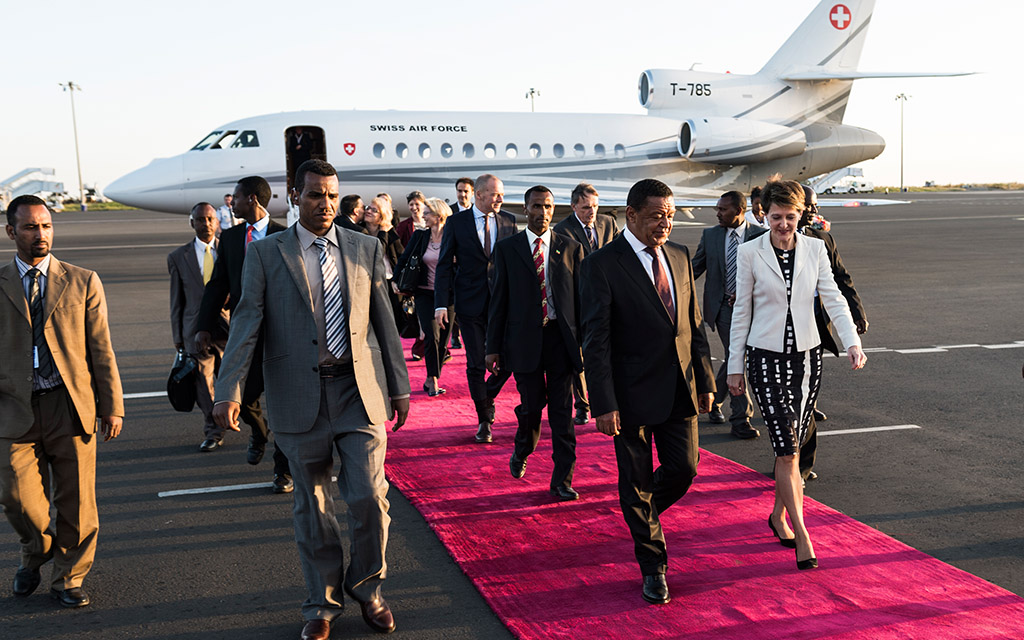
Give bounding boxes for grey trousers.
[273,374,390,622]
[712,306,754,426]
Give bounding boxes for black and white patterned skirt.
[746,346,823,457]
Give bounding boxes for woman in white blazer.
[727,180,867,571]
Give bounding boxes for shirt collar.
[193,236,216,251]
[296,222,337,250]
[15,254,51,277]
[248,215,270,232]
[473,204,493,219]
[622,227,654,256]
[525,228,551,247]
[728,222,746,238]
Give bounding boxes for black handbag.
[393,252,422,294]
[167,349,197,412]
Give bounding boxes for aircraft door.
[285,126,327,194]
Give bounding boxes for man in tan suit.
[168,202,229,451]
[0,195,123,608]
[213,160,410,640]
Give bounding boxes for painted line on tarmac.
[894,347,947,354]
[982,343,1024,350]
[159,477,337,498]
[125,391,167,399]
[818,425,921,436]
[832,214,1023,225]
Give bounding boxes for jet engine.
[678,117,807,164]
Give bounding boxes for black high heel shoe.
[768,516,797,549]
[796,554,818,570]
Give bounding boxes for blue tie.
[314,237,347,357]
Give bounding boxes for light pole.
[525,87,540,112]
[59,81,86,210]
[895,93,911,192]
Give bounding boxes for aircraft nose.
[105,156,186,213]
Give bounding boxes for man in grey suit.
[691,191,765,439]
[168,203,230,451]
[213,159,410,640]
[553,183,619,425]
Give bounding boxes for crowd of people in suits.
[0,161,869,638]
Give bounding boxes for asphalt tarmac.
[1,190,1021,638]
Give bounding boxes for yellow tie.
[202,244,214,284]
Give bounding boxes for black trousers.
[414,289,453,379]
[511,323,576,490]
[457,311,511,423]
[242,332,291,477]
[613,376,699,576]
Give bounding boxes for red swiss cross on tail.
[343,143,356,156]
[829,4,851,30]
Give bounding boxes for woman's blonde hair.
[369,196,394,231]
[423,197,453,224]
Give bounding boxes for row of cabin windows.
[372,142,627,160]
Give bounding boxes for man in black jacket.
[196,175,292,493]
[486,186,584,500]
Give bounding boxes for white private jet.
[105,0,968,216]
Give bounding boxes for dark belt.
[318,363,354,378]
[32,383,65,398]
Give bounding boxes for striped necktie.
[726,229,739,294]
[533,237,548,321]
[314,237,347,357]
[585,225,596,251]
[643,247,675,319]
[202,244,214,284]
[27,268,55,378]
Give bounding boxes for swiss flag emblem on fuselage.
[829,4,851,29]
[344,143,356,156]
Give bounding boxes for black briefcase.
[167,349,197,412]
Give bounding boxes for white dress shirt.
[622,227,676,300]
[525,228,556,320]
[193,237,217,271]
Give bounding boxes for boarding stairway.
[0,168,65,207]
[808,166,863,194]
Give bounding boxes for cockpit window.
[230,130,260,148]
[209,130,239,149]
[190,131,223,151]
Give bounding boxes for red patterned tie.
[644,246,675,319]
[245,224,254,253]
[534,238,548,322]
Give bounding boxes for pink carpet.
[385,343,1024,638]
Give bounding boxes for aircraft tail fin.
[758,0,876,78]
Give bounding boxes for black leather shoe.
[198,438,222,452]
[797,556,819,570]
[768,515,797,549]
[730,423,760,439]
[272,474,294,494]
[813,409,827,422]
[50,587,90,608]
[550,486,579,501]
[450,337,462,349]
[474,422,492,443]
[13,566,41,597]
[573,408,589,425]
[641,574,670,604]
[510,454,526,479]
[708,409,727,424]
[247,437,265,465]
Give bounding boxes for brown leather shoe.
[345,587,396,634]
[300,618,331,640]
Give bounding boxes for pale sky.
[1,0,1019,193]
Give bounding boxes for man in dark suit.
[213,160,410,639]
[486,186,584,500]
[580,179,715,606]
[196,175,292,493]
[445,178,476,350]
[168,203,230,451]
[1,196,123,608]
[338,195,369,234]
[691,191,766,439]
[797,185,868,482]
[553,182,619,425]
[434,174,517,443]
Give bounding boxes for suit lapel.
[567,216,588,249]
[182,242,204,288]
[513,231,536,276]
[0,262,30,324]
[548,233,571,311]
[336,225,355,317]
[43,259,68,324]
[278,227,315,314]
[663,244,687,328]
[793,233,810,283]
[754,233,785,282]
[614,237,673,325]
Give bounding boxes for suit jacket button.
[312,339,318,345]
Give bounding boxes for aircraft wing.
[782,70,975,81]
